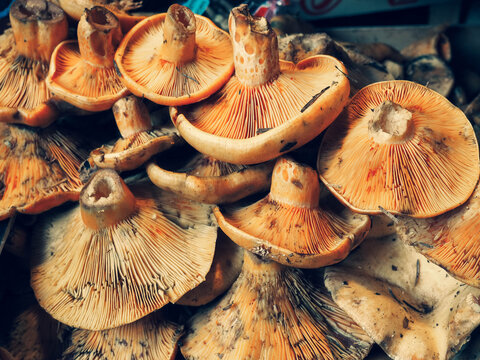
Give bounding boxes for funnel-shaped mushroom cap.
[0,0,68,127]
[170,5,350,165]
[215,157,371,268]
[181,251,373,360]
[115,4,234,106]
[0,123,85,221]
[147,152,274,204]
[318,80,479,218]
[89,96,182,172]
[47,6,128,111]
[31,169,217,330]
[324,235,480,360]
[396,182,480,288]
[61,311,182,360]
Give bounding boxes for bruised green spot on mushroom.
[300,86,330,113]
[279,141,297,153]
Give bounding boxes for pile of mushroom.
[1,0,480,359]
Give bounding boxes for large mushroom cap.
[215,157,371,268]
[115,4,234,106]
[318,80,479,218]
[31,169,217,330]
[324,235,480,360]
[181,250,373,360]
[170,5,350,165]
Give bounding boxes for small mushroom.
[317,80,479,218]
[324,235,480,360]
[61,311,183,360]
[171,4,350,165]
[214,157,371,268]
[115,4,234,106]
[181,250,373,360]
[46,6,128,112]
[31,169,217,330]
[0,0,68,127]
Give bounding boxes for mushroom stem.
[368,100,413,144]
[244,249,281,273]
[159,4,196,64]
[80,169,136,230]
[77,6,122,68]
[9,0,68,62]
[269,157,320,208]
[112,96,152,138]
[229,4,280,87]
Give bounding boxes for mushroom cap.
[147,152,274,204]
[214,157,371,268]
[324,235,480,360]
[31,170,217,330]
[115,9,234,106]
[396,182,480,288]
[61,311,182,360]
[317,80,479,218]
[0,123,85,221]
[181,250,373,360]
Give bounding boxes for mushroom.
[401,28,451,62]
[147,150,274,204]
[181,250,374,360]
[46,6,128,112]
[114,4,234,106]
[31,169,218,330]
[324,234,480,360]
[317,80,479,218]
[404,55,454,97]
[88,95,181,172]
[0,123,85,221]
[61,311,183,360]
[214,157,370,268]
[170,4,350,165]
[0,0,68,127]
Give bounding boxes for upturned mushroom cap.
[0,123,85,221]
[61,311,182,360]
[0,0,68,127]
[318,80,479,218]
[115,4,234,106]
[324,235,480,360]
[215,157,371,268]
[147,152,274,204]
[31,169,217,330]
[170,5,350,165]
[181,250,373,360]
[46,6,128,112]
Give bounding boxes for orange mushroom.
[0,0,68,127]
[214,157,371,268]
[31,169,217,330]
[170,4,350,165]
[46,6,129,112]
[317,80,479,218]
[115,4,234,106]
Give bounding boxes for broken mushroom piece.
[46,6,128,112]
[0,123,85,221]
[324,234,480,360]
[215,157,371,268]
[61,311,182,360]
[147,151,274,204]
[31,169,217,330]
[181,250,373,360]
[115,4,234,106]
[89,96,181,172]
[171,5,350,165]
[318,80,479,218]
[0,0,68,127]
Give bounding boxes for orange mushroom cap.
[47,6,129,112]
[171,4,350,165]
[318,80,479,218]
[115,4,234,106]
[214,157,371,268]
